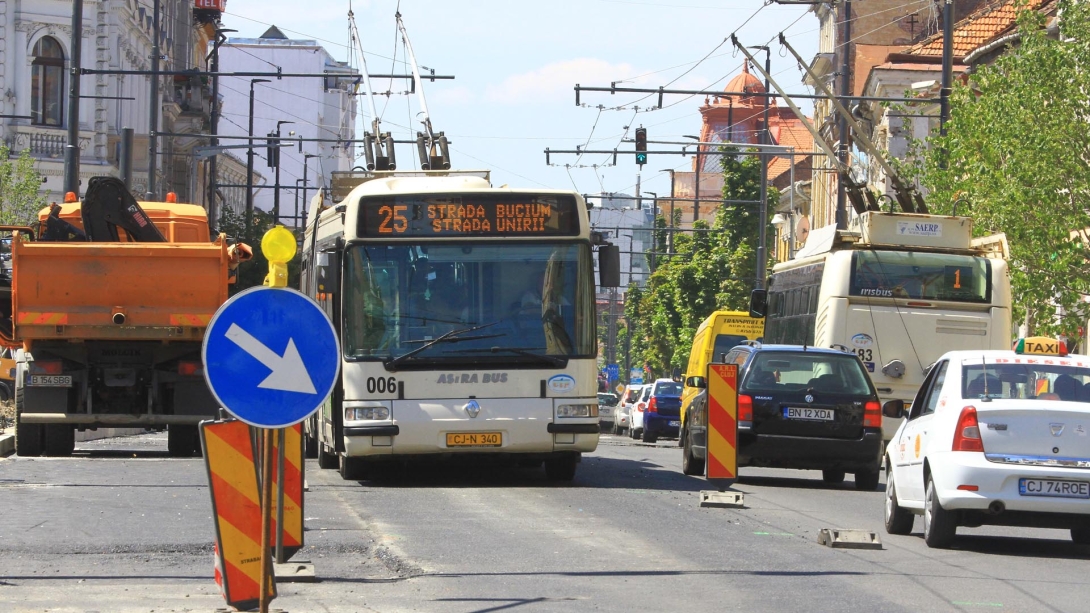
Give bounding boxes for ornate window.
[31,37,65,127]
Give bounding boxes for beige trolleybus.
[753,211,1012,440]
[302,170,620,481]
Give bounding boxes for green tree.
[906,0,1090,336]
[624,147,776,378]
[217,206,301,293]
[0,144,47,225]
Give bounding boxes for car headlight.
[556,404,598,418]
[344,406,391,421]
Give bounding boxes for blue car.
[632,378,683,443]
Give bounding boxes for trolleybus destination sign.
[359,194,579,237]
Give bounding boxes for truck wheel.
[544,455,578,482]
[0,382,11,401]
[167,425,198,458]
[317,443,338,469]
[14,385,43,457]
[42,425,75,457]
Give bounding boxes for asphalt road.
[1,431,1088,612]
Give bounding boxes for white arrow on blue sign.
[202,286,340,428]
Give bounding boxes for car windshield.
[744,352,873,395]
[598,393,618,406]
[625,388,642,403]
[654,381,682,396]
[342,242,596,364]
[962,362,1090,402]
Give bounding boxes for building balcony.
[4,124,94,161]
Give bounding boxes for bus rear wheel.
[167,425,199,457]
[14,384,43,457]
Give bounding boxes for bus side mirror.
[317,250,340,294]
[882,399,905,419]
[749,289,767,318]
[685,376,706,389]
[598,244,620,287]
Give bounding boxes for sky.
[219,0,821,202]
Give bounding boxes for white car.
[612,384,644,435]
[628,384,653,440]
[883,338,1090,548]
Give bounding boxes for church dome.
[719,63,767,106]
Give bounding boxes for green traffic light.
[636,152,647,165]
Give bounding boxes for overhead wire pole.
[147,0,161,200]
[834,0,852,230]
[207,26,234,233]
[939,0,954,172]
[64,0,84,195]
[753,46,772,289]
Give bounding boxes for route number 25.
[378,205,408,233]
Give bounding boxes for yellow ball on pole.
[262,226,296,288]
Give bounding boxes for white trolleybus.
[751,211,1012,440]
[301,170,620,481]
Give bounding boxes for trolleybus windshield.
[849,251,991,303]
[342,242,595,366]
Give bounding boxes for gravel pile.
[0,398,13,433]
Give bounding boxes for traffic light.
[634,127,648,166]
[266,132,279,168]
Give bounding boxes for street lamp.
[273,120,294,225]
[245,78,270,242]
[301,153,320,223]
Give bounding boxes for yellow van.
[679,311,764,431]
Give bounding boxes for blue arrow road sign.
[203,286,340,428]
[606,364,619,381]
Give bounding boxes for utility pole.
[207,27,234,233]
[835,0,852,230]
[245,78,270,241]
[754,47,772,289]
[64,0,84,195]
[940,0,954,138]
[273,120,294,224]
[147,0,161,200]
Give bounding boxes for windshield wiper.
[383,322,501,371]
[455,346,567,368]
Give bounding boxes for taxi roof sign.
[1014,336,1068,357]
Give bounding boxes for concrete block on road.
[274,560,316,582]
[0,433,13,457]
[817,528,883,550]
[699,490,745,509]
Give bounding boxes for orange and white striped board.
[16,312,69,325]
[268,423,305,560]
[706,363,739,487]
[201,419,275,610]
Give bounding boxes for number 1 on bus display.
[944,265,971,292]
[378,205,409,234]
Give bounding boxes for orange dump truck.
[5,177,248,457]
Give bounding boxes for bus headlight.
[345,405,391,421]
[556,404,598,418]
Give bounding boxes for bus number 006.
[367,377,398,394]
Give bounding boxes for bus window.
[711,334,747,361]
[849,251,991,302]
